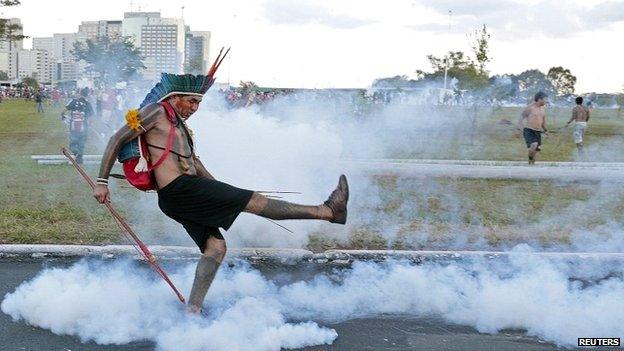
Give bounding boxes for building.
[184,30,210,75]
[32,37,55,54]
[122,12,185,80]
[15,49,51,83]
[3,12,212,85]
[78,20,122,40]
[32,33,85,85]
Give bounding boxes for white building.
[15,49,51,83]
[185,30,210,75]
[32,33,85,84]
[32,37,55,54]
[122,12,186,80]
[78,20,122,40]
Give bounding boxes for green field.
[0,100,126,245]
[381,104,624,161]
[1,99,623,249]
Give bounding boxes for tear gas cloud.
[3,255,624,350]
[125,89,620,251]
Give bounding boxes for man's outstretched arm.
[93,104,165,203]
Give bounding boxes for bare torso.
[572,105,589,122]
[521,103,546,131]
[145,112,197,188]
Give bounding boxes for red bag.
[122,101,177,191]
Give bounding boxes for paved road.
[0,258,568,351]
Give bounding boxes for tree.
[515,69,555,98]
[21,77,39,89]
[0,71,8,80]
[426,51,472,73]
[372,75,414,88]
[470,25,491,74]
[547,66,576,96]
[421,51,489,90]
[72,36,145,85]
[488,74,519,101]
[0,1,27,44]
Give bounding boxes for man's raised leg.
[187,236,226,314]
[245,175,349,224]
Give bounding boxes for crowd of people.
[220,81,292,108]
[1,85,143,129]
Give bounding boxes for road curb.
[0,245,313,265]
[2,245,624,265]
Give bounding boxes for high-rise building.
[184,30,210,75]
[78,20,122,40]
[122,12,185,80]
[32,37,55,54]
[15,49,51,83]
[31,33,85,84]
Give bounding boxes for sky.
[2,0,623,93]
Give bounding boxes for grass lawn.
[1,99,622,250]
[308,176,624,251]
[384,105,624,162]
[0,99,126,245]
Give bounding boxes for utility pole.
[443,10,452,90]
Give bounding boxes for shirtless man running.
[92,68,349,314]
[566,96,590,154]
[518,91,548,165]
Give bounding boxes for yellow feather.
[125,109,142,132]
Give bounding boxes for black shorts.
[157,175,254,252]
[523,128,542,148]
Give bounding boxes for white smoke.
[3,254,624,349]
[116,91,621,251]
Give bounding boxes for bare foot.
[324,175,349,224]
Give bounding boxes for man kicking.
[566,96,590,155]
[518,91,548,165]
[92,59,349,314]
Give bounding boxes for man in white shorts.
[566,96,590,154]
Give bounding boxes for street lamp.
[443,10,452,90]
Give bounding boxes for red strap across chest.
[147,101,177,171]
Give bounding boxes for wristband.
[96,177,109,186]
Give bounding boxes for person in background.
[101,88,117,130]
[63,88,94,164]
[35,90,44,114]
[566,96,590,155]
[51,89,62,108]
[518,91,548,165]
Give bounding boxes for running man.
[92,57,349,314]
[566,96,590,154]
[63,88,94,164]
[518,91,548,165]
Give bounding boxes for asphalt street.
[0,258,567,351]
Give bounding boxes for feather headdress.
[139,47,230,108]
